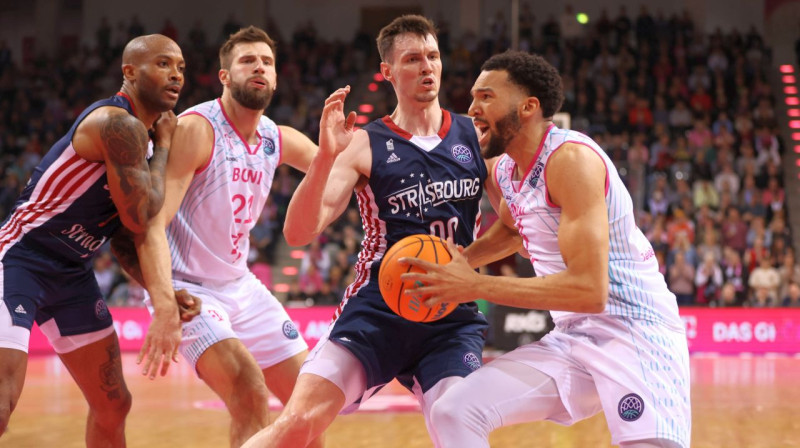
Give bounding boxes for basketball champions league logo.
[385,171,481,220]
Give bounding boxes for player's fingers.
[345,111,358,131]
[160,353,172,376]
[399,256,437,271]
[400,271,428,283]
[148,350,164,380]
[140,342,156,375]
[323,87,349,105]
[136,338,150,365]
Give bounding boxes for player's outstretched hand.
[175,289,202,322]
[319,86,357,158]
[400,239,481,306]
[137,308,181,379]
[153,110,178,148]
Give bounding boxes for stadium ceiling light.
[780,65,795,73]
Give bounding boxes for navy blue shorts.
[1,244,112,336]
[329,281,488,393]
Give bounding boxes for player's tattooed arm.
[100,111,176,234]
[110,227,145,286]
[110,227,202,322]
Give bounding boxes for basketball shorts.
[303,280,487,409]
[148,271,308,371]
[502,314,691,448]
[0,246,114,354]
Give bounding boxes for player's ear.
[218,68,230,86]
[380,62,392,83]
[121,63,136,82]
[520,97,540,118]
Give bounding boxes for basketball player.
[242,15,489,448]
[0,35,196,445]
[111,26,321,447]
[402,51,691,448]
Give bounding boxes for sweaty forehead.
[123,34,182,65]
[471,70,510,94]
[392,33,438,56]
[231,41,274,60]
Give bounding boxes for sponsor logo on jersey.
[282,320,299,339]
[232,167,263,184]
[463,352,481,370]
[386,153,401,163]
[14,304,27,315]
[95,299,110,320]
[451,144,473,163]
[386,139,394,151]
[263,137,276,155]
[386,174,481,219]
[528,161,545,188]
[618,393,645,421]
[60,224,108,253]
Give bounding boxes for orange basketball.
[378,234,456,323]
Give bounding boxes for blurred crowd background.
[1,4,797,315]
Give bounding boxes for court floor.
[2,354,799,447]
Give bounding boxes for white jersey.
[495,125,681,328]
[167,99,281,282]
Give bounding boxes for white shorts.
[147,272,308,371]
[502,315,691,448]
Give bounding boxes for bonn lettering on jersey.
[387,177,481,214]
[232,167,264,184]
[60,223,108,252]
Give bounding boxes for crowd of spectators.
[0,6,796,309]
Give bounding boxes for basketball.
[378,234,456,323]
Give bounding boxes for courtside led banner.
[27,306,800,355]
[27,306,338,355]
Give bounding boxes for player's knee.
[91,388,132,427]
[228,377,270,419]
[0,402,11,437]
[0,384,23,437]
[431,394,467,429]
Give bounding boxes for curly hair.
[219,26,276,70]
[376,15,437,63]
[481,50,564,118]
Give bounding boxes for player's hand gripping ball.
[378,234,457,322]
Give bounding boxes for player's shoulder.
[78,105,146,139]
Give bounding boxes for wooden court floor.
[2,354,799,447]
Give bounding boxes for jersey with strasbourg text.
[340,110,486,304]
[167,99,281,282]
[494,124,681,328]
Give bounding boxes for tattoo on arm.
[100,113,167,230]
[110,228,146,286]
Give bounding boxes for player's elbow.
[283,227,314,247]
[575,274,608,313]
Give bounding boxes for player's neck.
[118,86,159,129]
[507,120,554,177]
[220,92,263,144]
[389,101,442,137]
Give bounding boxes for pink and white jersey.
[167,99,281,282]
[495,125,681,328]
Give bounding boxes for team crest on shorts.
[282,320,299,339]
[451,144,473,164]
[95,299,110,320]
[618,393,645,421]
[263,137,276,155]
[463,352,481,371]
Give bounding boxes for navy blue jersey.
[341,110,486,304]
[327,110,489,393]
[0,93,136,265]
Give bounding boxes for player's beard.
[482,108,521,159]
[231,77,274,111]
